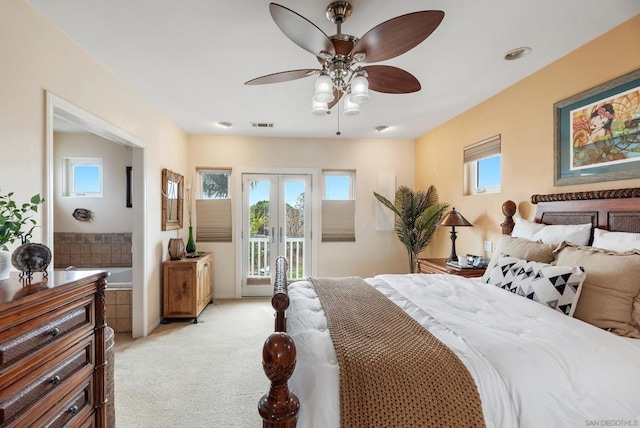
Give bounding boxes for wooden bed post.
[259,256,299,427]
[501,200,516,235]
[258,333,300,427]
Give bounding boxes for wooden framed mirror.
[161,168,184,231]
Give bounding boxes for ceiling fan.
[245,2,445,116]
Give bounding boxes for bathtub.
[105,267,133,288]
[55,267,134,333]
[57,267,133,289]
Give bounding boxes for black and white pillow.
[484,255,586,316]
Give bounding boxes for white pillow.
[511,216,545,240]
[592,228,640,252]
[485,255,586,316]
[512,216,592,246]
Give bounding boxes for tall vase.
[168,238,185,261]
[186,226,196,254]
[0,251,10,280]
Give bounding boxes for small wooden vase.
[168,238,185,260]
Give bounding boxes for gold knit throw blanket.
[310,276,486,428]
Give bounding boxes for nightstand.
[416,258,486,278]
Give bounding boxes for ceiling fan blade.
[364,65,421,94]
[244,69,319,85]
[352,11,444,63]
[269,3,336,58]
[328,89,343,110]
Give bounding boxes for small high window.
[464,136,501,195]
[64,158,103,197]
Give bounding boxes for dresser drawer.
[38,378,94,428]
[0,336,94,427]
[0,295,94,369]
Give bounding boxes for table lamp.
[439,208,473,263]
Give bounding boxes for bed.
[258,188,640,428]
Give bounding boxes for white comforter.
[287,273,640,428]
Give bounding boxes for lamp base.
[447,227,458,264]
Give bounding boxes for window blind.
[322,200,355,242]
[195,199,232,242]
[463,135,501,163]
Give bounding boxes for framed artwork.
[554,68,640,186]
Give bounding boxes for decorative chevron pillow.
[485,255,586,316]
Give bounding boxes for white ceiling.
[27,0,640,140]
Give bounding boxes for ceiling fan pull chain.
[336,96,341,136]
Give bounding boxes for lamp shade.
[313,74,334,103]
[343,94,361,116]
[439,208,473,263]
[350,75,370,104]
[311,99,328,116]
[439,208,473,227]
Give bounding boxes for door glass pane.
[248,179,270,278]
[284,180,305,280]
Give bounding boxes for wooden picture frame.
[161,168,184,231]
[553,68,640,186]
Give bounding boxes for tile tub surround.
[54,232,132,268]
[106,289,132,333]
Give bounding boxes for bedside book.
[446,261,474,269]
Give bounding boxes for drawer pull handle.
[68,405,79,415]
[48,327,61,337]
[51,375,61,385]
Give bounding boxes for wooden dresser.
[0,270,108,428]
[416,258,486,278]
[163,253,213,323]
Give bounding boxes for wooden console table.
[162,253,213,323]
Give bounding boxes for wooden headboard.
[501,187,640,237]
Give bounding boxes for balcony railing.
[248,237,305,280]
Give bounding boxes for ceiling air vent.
[251,122,275,128]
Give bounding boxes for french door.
[242,174,311,296]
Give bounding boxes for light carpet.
[114,298,273,428]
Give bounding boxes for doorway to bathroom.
[45,92,148,338]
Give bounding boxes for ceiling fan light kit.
[311,99,329,116]
[343,94,361,116]
[349,74,371,104]
[246,2,445,119]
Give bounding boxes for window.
[64,158,103,197]
[322,170,355,242]
[324,171,354,200]
[195,169,232,242]
[199,169,230,199]
[464,135,501,195]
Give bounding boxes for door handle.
[271,227,275,244]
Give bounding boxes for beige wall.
[187,135,415,297]
[415,14,640,260]
[1,1,188,336]
[53,132,133,233]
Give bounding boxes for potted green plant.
[374,185,448,273]
[0,191,45,279]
